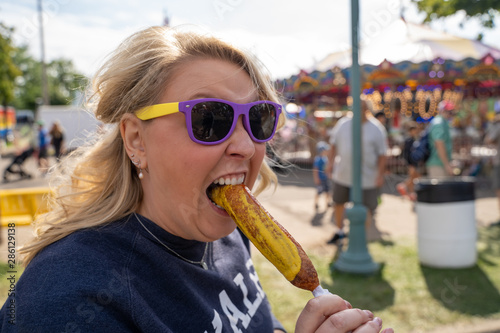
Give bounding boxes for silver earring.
[137,160,144,179]
[130,156,143,179]
[131,158,140,167]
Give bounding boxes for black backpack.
[408,129,430,165]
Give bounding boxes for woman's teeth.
[213,176,244,186]
[208,176,244,209]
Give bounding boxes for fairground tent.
[278,18,500,120]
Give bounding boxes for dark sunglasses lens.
[249,103,277,140]
[191,102,234,142]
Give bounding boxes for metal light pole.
[332,0,379,274]
[38,0,49,106]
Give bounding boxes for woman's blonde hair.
[21,26,283,265]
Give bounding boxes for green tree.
[413,0,500,39]
[11,44,40,110]
[47,58,87,106]
[0,23,21,108]
[11,45,88,110]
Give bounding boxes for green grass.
[0,226,498,332]
[255,225,500,333]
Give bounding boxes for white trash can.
[414,177,477,268]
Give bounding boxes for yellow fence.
[0,187,51,227]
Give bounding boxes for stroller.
[3,147,35,182]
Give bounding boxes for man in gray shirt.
[326,100,388,244]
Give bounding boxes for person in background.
[49,120,65,161]
[484,108,500,226]
[426,101,454,177]
[0,26,393,333]
[326,100,388,244]
[374,111,387,129]
[396,121,421,201]
[36,120,49,174]
[313,141,332,211]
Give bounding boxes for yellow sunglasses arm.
[135,102,180,120]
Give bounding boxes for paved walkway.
[259,168,498,247]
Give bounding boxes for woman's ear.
[120,114,147,168]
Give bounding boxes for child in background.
[313,141,332,210]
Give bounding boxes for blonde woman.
[0,27,393,333]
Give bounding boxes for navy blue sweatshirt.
[0,214,285,332]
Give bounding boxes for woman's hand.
[295,294,394,333]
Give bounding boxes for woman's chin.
[204,219,237,241]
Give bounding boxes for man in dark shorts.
[326,101,388,244]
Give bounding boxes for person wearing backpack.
[396,121,423,200]
[426,101,454,177]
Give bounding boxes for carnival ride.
[274,19,500,177]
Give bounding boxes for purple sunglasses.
[135,98,282,145]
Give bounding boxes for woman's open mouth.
[206,175,245,209]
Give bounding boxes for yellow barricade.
[0,187,51,227]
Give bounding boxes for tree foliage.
[0,23,21,107]
[10,44,41,111]
[0,21,88,111]
[413,0,500,33]
[47,59,88,106]
[11,45,88,110]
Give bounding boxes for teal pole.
[332,0,379,274]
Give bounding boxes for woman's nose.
[225,116,255,159]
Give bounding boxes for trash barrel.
[414,177,477,268]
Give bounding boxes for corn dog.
[210,184,320,292]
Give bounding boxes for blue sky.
[2,0,500,79]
